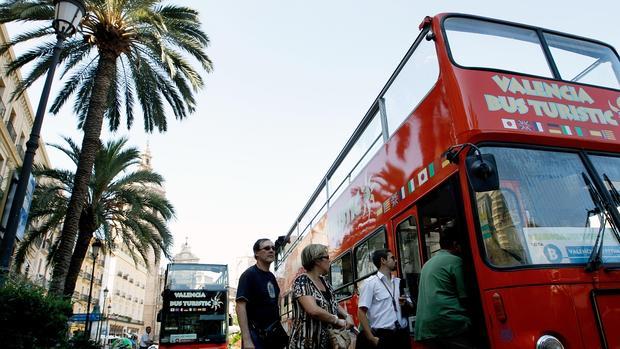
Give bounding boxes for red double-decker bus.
[274,13,620,349]
[158,263,229,349]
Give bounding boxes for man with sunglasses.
[357,249,412,348]
[236,238,288,349]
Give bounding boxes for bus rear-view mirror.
[466,153,499,192]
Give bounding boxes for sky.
[6,0,620,272]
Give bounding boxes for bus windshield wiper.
[603,174,620,206]
[583,173,607,272]
[602,174,620,244]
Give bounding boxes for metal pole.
[85,251,97,338]
[0,35,65,284]
[105,306,111,349]
[97,293,107,344]
[96,309,102,343]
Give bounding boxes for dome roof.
[173,238,199,263]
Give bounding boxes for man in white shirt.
[139,326,153,349]
[357,249,412,348]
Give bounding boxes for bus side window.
[476,188,528,266]
[329,252,354,300]
[281,291,289,318]
[354,227,387,279]
[395,216,422,314]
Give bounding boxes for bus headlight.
[536,335,565,349]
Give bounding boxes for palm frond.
[0,0,54,24]
[119,56,135,129]
[48,136,81,165]
[0,25,53,56]
[50,56,98,114]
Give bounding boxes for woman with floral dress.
[289,244,355,349]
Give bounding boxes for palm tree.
[0,0,211,295]
[15,137,174,296]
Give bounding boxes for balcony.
[5,122,16,142]
[15,144,24,158]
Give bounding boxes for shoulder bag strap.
[378,275,399,314]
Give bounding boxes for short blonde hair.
[301,244,328,271]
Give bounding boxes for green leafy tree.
[16,137,174,296]
[0,275,72,349]
[0,0,211,295]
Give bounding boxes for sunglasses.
[317,255,330,261]
[260,245,276,251]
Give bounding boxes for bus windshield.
[444,16,620,89]
[160,264,229,345]
[475,147,620,268]
[166,264,228,290]
[161,309,227,344]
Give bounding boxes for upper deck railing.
[275,21,438,269]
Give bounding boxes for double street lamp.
[85,238,102,338]
[97,287,109,344]
[0,0,86,281]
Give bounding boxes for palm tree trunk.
[63,228,94,296]
[49,52,118,295]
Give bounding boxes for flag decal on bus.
[502,118,517,129]
[418,168,429,185]
[602,130,616,140]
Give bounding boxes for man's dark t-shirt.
[236,265,280,329]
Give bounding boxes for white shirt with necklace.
[358,272,408,330]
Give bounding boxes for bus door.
[415,176,488,348]
[391,206,423,336]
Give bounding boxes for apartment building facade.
[0,24,53,285]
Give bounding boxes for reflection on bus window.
[162,313,225,344]
[330,252,354,300]
[395,216,421,320]
[477,147,620,267]
[444,17,553,78]
[420,217,441,258]
[418,181,461,259]
[355,228,386,278]
[280,291,292,319]
[544,33,620,89]
[477,189,527,266]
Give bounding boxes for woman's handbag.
[327,327,352,349]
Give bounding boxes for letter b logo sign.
[544,244,562,263]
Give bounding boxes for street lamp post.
[97,287,109,344]
[106,304,112,348]
[85,239,102,339]
[0,0,86,284]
